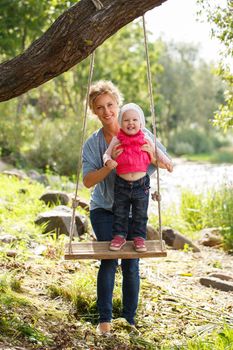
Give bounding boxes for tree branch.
[0,0,167,102]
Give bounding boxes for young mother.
[82,80,167,335]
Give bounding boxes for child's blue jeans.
[90,208,140,325]
[113,174,150,239]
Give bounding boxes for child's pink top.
[114,129,151,175]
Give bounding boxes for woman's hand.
[111,144,123,160]
[141,140,155,160]
[105,159,118,170]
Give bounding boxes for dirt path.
[1,245,232,349]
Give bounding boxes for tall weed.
[180,185,233,250]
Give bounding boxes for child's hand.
[167,162,174,173]
[105,159,118,170]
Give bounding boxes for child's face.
[121,110,141,135]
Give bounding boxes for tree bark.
[0,0,167,102]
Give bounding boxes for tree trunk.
[0,0,167,102]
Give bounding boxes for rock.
[208,273,233,282]
[0,234,17,244]
[2,169,28,180]
[27,169,49,186]
[78,199,90,212]
[0,249,17,258]
[146,225,200,252]
[199,228,223,247]
[146,224,159,240]
[0,159,11,172]
[68,194,90,212]
[40,191,70,206]
[162,227,200,252]
[200,277,233,292]
[35,205,88,236]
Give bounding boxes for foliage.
[197,0,233,131]
[179,185,233,250]
[155,40,224,144]
[183,326,233,350]
[183,148,233,164]
[0,0,77,58]
[0,174,46,247]
[48,268,122,324]
[213,67,233,131]
[0,1,229,173]
[0,174,233,348]
[169,128,215,155]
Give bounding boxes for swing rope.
[142,15,163,250]
[68,52,96,254]
[68,8,164,255]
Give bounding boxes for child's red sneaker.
[109,235,126,251]
[133,237,147,252]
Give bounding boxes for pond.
[149,159,233,213]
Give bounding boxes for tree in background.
[197,0,233,131]
[155,39,224,152]
[0,1,228,173]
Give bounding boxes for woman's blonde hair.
[89,80,123,112]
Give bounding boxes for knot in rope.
[91,0,104,10]
[72,198,80,209]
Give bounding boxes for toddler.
[103,103,173,252]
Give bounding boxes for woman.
[82,80,168,335]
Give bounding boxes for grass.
[0,173,233,349]
[181,149,233,164]
[183,327,233,350]
[179,185,233,250]
[150,183,233,249]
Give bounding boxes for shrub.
[174,142,195,156]
[180,185,233,250]
[170,128,214,155]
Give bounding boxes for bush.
[180,185,233,251]
[25,118,81,175]
[173,142,195,156]
[170,128,214,155]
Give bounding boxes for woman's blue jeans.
[90,208,139,325]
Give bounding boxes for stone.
[208,273,233,282]
[35,205,88,236]
[27,169,49,186]
[78,199,90,212]
[146,224,159,240]
[199,228,223,247]
[200,276,233,292]
[40,191,70,206]
[68,194,90,212]
[0,234,17,244]
[162,226,200,252]
[2,169,28,180]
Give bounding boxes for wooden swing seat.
[64,240,167,260]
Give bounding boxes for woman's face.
[93,93,119,127]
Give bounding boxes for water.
[149,159,233,213]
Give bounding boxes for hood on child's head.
[118,103,145,128]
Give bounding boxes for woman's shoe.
[133,237,147,252]
[109,235,126,251]
[96,322,111,336]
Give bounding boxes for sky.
[145,0,223,64]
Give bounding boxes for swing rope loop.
[142,15,163,250]
[91,0,104,10]
[68,52,96,254]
